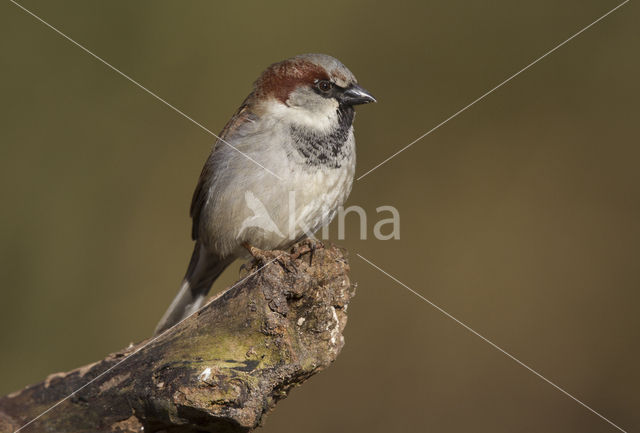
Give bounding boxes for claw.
[239,261,254,274]
[290,238,325,265]
[277,257,297,273]
[289,245,311,261]
[308,243,315,265]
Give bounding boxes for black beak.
[340,84,377,106]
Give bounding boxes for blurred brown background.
[1,0,638,432]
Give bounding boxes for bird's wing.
[190,103,253,241]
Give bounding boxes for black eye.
[316,80,333,92]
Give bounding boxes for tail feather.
[154,243,232,335]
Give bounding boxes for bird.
[154,53,375,335]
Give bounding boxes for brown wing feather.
[190,102,253,241]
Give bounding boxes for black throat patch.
[290,105,355,168]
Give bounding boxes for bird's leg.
[241,242,294,274]
[239,242,262,273]
[242,242,261,259]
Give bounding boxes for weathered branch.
[0,242,353,433]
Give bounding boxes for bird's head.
[252,53,375,132]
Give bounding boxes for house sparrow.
[154,53,375,335]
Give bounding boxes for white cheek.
[263,98,339,133]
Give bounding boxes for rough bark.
[0,242,353,433]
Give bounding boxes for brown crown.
[254,58,331,104]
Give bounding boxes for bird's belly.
[290,167,352,235]
[203,131,355,257]
[233,164,354,252]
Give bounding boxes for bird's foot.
[239,239,325,275]
[241,242,292,273]
[290,238,325,265]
